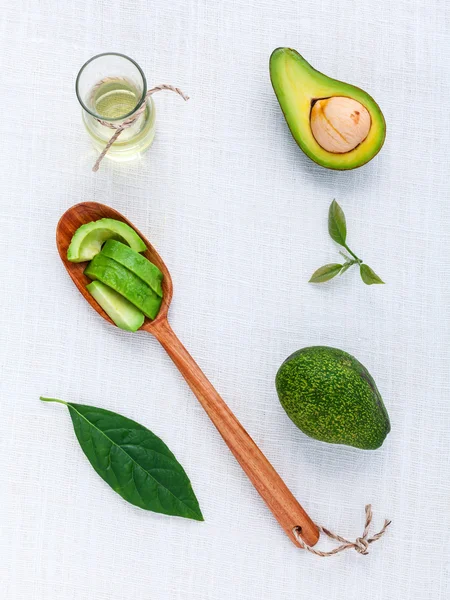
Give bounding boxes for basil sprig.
[41,397,203,521]
[309,200,384,285]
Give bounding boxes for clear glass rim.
[75,52,147,121]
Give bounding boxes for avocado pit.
[310,97,371,154]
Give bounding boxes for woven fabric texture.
[1,0,449,598]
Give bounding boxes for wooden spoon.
[56,202,320,548]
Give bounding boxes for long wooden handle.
[151,318,320,547]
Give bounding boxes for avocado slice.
[67,218,147,263]
[86,281,145,332]
[276,346,390,449]
[84,254,162,320]
[101,240,163,297]
[270,48,386,170]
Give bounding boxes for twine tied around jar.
[293,504,391,557]
[92,83,189,172]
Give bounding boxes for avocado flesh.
[84,254,162,320]
[86,281,144,332]
[67,218,147,263]
[270,48,386,170]
[276,346,390,449]
[101,240,163,297]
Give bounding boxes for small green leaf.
[339,262,353,276]
[360,264,385,285]
[328,200,347,246]
[309,263,343,283]
[40,398,203,521]
[338,251,352,262]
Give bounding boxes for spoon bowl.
[56,201,319,548]
[56,202,172,331]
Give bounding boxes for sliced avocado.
[86,281,144,332]
[84,254,162,320]
[67,218,147,263]
[101,240,163,297]
[276,346,390,450]
[270,48,386,170]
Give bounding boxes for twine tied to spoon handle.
[293,505,391,557]
[92,84,189,172]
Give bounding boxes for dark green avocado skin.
[276,346,390,450]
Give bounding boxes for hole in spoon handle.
[150,318,320,547]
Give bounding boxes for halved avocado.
[67,218,146,263]
[84,254,162,320]
[86,281,144,332]
[101,240,163,297]
[270,48,386,170]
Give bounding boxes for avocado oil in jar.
[76,53,156,162]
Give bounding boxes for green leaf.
[339,262,353,275]
[328,200,347,246]
[360,264,385,285]
[309,263,343,283]
[41,398,203,521]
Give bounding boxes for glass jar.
[76,53,156,162]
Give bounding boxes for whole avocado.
[276,347,390,449]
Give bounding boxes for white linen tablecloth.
[1,1,449,598]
